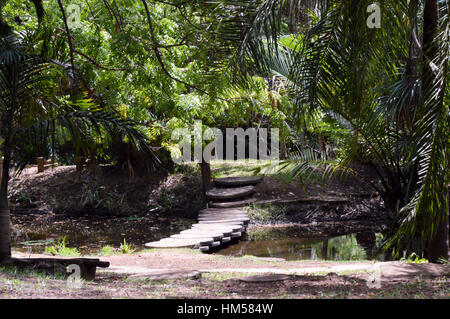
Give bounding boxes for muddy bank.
[249,164,390,236]
[248,196,389,238]
[9,165,205,218]
[11,212,195,254]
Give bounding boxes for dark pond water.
[12,214,384,261]
[12,214,194,255]
[216,227,384,261]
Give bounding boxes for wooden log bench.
[5,258,110,280]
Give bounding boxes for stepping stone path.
[145,176,262,252]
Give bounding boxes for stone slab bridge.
[145,176,262,252]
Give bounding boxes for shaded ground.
[9,165,205,218]
[1,271,448,299]
[3,249,450,299]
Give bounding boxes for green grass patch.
[120,239,135,254]
[44,237,81,257]
[0,265,67,280]
[246,204,288,224]
[210,160,268,178]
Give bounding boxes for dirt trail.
[12,249,450,282]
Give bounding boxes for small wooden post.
[37,157,45,173]
[75,156,84,172]
[0,157,3,182]
[86,156,97,169]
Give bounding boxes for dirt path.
[12,249,450,281]
[5,249,449,299]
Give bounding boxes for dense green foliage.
[207,0,449,259]
[0,0,448,262]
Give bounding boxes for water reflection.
[217,230,381,261]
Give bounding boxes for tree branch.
[74,50,126,71]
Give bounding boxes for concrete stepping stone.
[171,233,224,241]
[181,229,233,237]
[206,186,254,201]
[198,217,249,224]
[210,241,221,248]
[231,232,242,238]
[199,210,247,216]
[145,237,209,248]
[145,176,256,252]
[199,208,246,215]
[192,222,245,228]
[198,216,248,221]
[198,217,250,224]
[191,224,244,232]
[197,221,247,229]
[210,198,257,208]
[214,176,263,187]
[192,224,245,232]
[198,213,248,219]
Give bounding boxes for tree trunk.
[199,162,213,193]
[421,0,449,262]
[279,130,287,160]
[287,0,297,33]
[426,188,450,262]
[321,238,328,260]
[425,210,449,262]
[0,151,11,262]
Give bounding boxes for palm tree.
[0,33,159,262]
[208,0,449,261]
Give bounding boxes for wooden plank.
[11,257,109,268]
